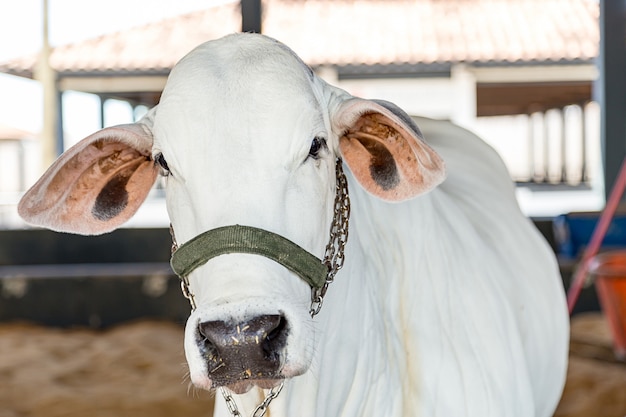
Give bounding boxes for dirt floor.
[0,320,214,417]
[0,314,624,417]
[554,313,626,417]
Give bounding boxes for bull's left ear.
[332,98,446,202]
[18,111,159,235]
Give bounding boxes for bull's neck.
[286,188,427,417]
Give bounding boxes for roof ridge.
[52,4,235,52]
[0,0,598,79]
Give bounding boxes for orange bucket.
[588,251,626,360]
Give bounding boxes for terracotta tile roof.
[0,0,599,78]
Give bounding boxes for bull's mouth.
[204,345,286,394]
[217,378,284,395]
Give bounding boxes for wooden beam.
[476,82,592,117]
[471,64,597,84]
[58,76,168,95]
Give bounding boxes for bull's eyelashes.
[154,152,171,176]
[307,136,327,161]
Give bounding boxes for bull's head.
[18,34,445,397]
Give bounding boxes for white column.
[34,0,59,171]
[450,64,477,128]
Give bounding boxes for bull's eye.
[308,136,327,160]
[154,152,170,176]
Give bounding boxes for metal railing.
[519,102,597,187]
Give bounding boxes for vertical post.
[55,89,64,155]
[598,0,626,200]
[580,103,588,183]
[241,0,262,33]
[560,107,568,183]
[528,112,536,182]
[18,141,26,191]
[543,110,550,183]
[99,95,106,129]
[450,64,477,128]
[35,0,59,170]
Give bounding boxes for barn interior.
[0,1,625,416]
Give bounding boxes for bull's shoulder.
[412,117,511,187]
[412,116,519,212]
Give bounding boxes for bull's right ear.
[18,113,159,235]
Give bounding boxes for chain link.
[219,382,284,417]
[310,158,351,317]
[170,224,197,310]
[220,388,242,417]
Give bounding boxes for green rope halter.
[170,224,328,289]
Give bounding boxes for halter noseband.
[171,224,328,287]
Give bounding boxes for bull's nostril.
[262,315,288,361]
[197,323,221,368]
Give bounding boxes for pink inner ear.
[339,111,445,202]
[18,126,158,235]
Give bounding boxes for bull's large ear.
[332,98,446,202]
[18,115,158,235]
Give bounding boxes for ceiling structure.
[0,0,599,116]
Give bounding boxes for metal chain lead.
[220,382,284,417]
[169,224,197,310]
[310,158,351,317]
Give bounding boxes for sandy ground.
[554,313,626,417]
[0,321,214,417]
[0,314,624,417]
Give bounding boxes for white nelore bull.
[18,33,569,417]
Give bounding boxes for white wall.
[320,66,604,216]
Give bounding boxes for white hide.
[19,33,569,417]
[155,35,568,417]
[223,117,569,417]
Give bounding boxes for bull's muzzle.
[198,314,288,392]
